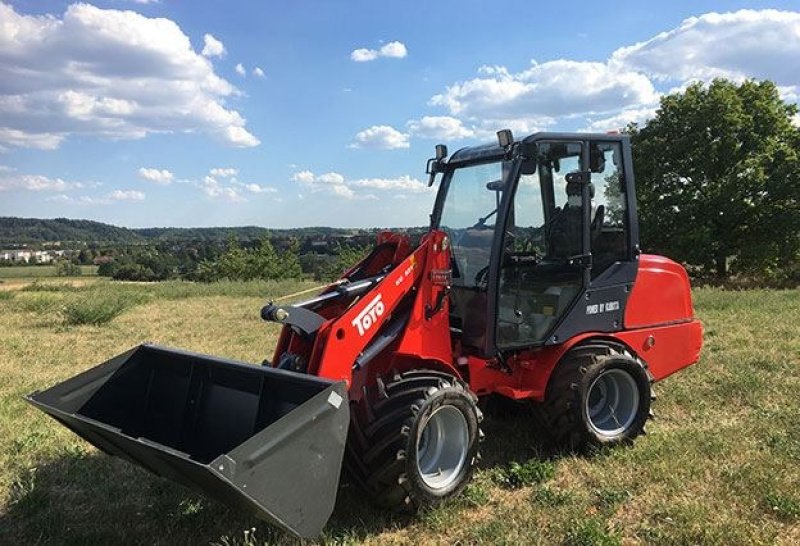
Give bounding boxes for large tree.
[630,79,800,278]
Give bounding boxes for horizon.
[1,1,799,228]
[0,215,430,231]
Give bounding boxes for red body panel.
[625,254,695,328]
[392,230,455,371]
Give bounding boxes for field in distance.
[0,265,98,279]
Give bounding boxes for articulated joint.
[261,303,325,336]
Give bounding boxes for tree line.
[96,237,369,283]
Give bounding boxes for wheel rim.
[585,369,640,437]
[416,405,469,490]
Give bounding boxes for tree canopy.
[630,79,800,279]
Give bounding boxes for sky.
[0,1,799,229]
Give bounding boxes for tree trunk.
[715,253,728,279]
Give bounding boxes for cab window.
[589,141,629,276]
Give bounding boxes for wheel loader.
[28,130,703,538]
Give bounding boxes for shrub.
[61,295,130,325]
[55,260,82,277]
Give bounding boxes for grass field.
[0,264,98,279]
[0,280,798,545]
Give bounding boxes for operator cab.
[430,131,639,356]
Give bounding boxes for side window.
[508,163,547,256]
[590,142,629,276]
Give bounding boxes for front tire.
[536,341,652,450]
[346,370,482,510]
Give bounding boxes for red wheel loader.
[27,131,703,538]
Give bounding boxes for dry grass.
[0,282,798,545]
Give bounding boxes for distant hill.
[0,217,415,246]
[0,217,143,246]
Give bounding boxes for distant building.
[0,249,65,263]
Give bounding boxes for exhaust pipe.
[26,344,349,538]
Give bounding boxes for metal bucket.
[26,344,349,538]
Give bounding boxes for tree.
[629,79,800,278]
[55,259,82,277]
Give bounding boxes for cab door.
[494,140,588,349]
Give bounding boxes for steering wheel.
[474,265,490,286]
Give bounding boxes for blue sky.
[1,1,799,228]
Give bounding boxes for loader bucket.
[26,344,349,538]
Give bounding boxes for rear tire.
[346,370,482,511]
[535,341,652,450]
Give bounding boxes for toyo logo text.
[352,294,385,336]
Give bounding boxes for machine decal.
[586,300,620,315]
[352,293,385,336]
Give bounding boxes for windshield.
[438,161,509,288]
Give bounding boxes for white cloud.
[209,167,238,178]
[46,188,144,204]
[379,41,407,59]
[0,127,64,150]
[792,113,800,128]
[223,125,260,147]
[407,116,475,140]
[317,172,346,185]
[138,167,174,184]
[292,170,354,199]
[252,66,265,78]
[201,175,244,202]
[130,0,159,4]
[201,33,225,58]
[224,176,277,194]
[0,3,259,149]
[350,175,431,194]
[350,48,378,62]
[109,189,145,201]
[349,125,410,149]
[351,40,408,62]
[291,170,315,184]
[582,107,657,133]
[0,173,80,192]
[330,184,356,199]
[431,60,658,119]
[242,183,276,193]
[198,170,274,200]
[292,170,428,199]
[235,63,246,77]
[612,10,800,88]
[469,118,552,140]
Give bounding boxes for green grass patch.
[764,492,800,521]
[14,293,63,314]
[20,281,79,292]
[0,291,14,300]
[564,518,621,546]
[492,458,555,489]
[530,485,573,507]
